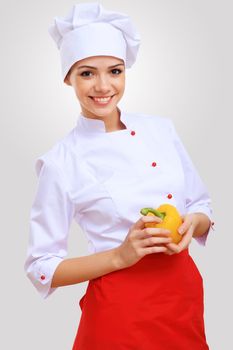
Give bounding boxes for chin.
[87,106,117,118]
[92,110,114,119]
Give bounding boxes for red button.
[131,130,136,136]
[167,193,173,199]
[40,274,46,280]
[151,162,157,167]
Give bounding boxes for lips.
[90,95,115,105]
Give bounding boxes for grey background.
[1,0,232,349]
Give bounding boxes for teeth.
[93,96,112,102]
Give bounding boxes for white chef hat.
[48,2,141,82]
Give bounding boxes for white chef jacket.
[24,110,213,299]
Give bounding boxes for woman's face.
[65,56,125,120]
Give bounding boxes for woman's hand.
[115,216,172,269]
[164,213,199,255]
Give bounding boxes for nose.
[94,74,111,94]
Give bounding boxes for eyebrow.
[76,63,125,70]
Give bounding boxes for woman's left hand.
[164,213,198,255]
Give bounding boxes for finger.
[133,215,163,230]
[166,242,181,254]
[176,227,194,250]
[164,249,175,255]
[163,244,176,255]
[167,227,193,253]
[178,217,191,235]
[144,246,169,255]
[142,236,172,247]
[137,227,171,239]
[180,215,185,223]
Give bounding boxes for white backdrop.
[1,0,232,349]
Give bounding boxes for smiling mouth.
[89,95,115,104]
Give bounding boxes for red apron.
[72,249,209,350]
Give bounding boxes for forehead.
[74,55,124,68]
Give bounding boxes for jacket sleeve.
[168,118,214,246]
[24,157,75,299]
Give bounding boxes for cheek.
[116,77,125,92]
[73,88,81,101]
[74,82,89,99]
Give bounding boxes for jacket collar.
[76,107,132,134]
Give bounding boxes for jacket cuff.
[186,207,214,246]
[26,256,63,299]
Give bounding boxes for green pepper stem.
[140,208,166,220]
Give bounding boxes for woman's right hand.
[115,216,172,269]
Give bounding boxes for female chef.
[25,3,214,349]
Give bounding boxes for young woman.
[25,3,213,349]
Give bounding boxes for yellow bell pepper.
[140,204,183,244]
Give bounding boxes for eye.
[111,69,122,75]
[80,71,93,77]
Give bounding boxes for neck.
[81,107,126,132]
[105,109,126,132]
